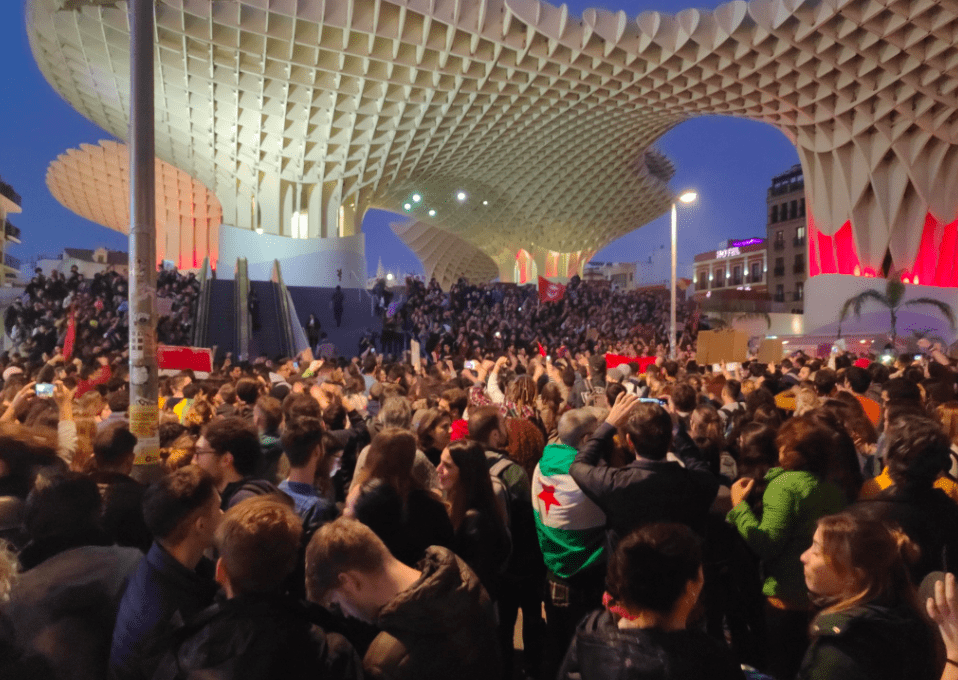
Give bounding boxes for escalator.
[248,279,284,361]
[204,279,236,358]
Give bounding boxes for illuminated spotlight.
[254,227,264,234]
[412,194,421,202]
[403,203,412,211]
[428,209,436,217]
[456,191,467,202]
[482,200,489,205]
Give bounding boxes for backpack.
[487,453,540,577]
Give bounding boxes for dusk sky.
[0,0,799,279]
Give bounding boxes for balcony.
[793,236,805,247]
[746,273,764,284]
[773,240,785,250]
[0,180,21,209]
[773,266,785,276]
[773,293,785,302]
[5,222,21,243]
[731,275,743,286]
[711,279,725,289]
[4,253,21,270]
[793,262,806,274]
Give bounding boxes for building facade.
[692,239,768,302]
[765,165,807,313]
[0,177,22,285]
[583,262,636,290]
[34,247,129,279]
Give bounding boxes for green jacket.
[797,602,938,680]
[727,468,846,605]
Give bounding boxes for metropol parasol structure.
[26,0,958,305]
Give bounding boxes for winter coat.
[3,545,143,680]
[151,594,362,680]
[558,609,745,680]
[570,423,721,545]
[110,543,218,680]
[352,482,454,567]
[727,467,846,606]
[364,546,501,680]
[797,602,938,680]
[850,485,958,581]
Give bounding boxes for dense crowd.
[394,276,698,360]
[3,266,200,362]
[1,283,958,680]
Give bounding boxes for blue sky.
[0,0,799,278]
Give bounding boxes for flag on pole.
[63,306,77,359]
[537,341,547,358]
[538,276,566,303]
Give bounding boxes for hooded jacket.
[558,609,744,680]
[363,546,501,680]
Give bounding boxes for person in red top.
[75,356,113,399]
[843,366,880,427]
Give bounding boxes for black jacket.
[569,423,720,545]
[151,594,363,680]
[220,477,282,511]
[558,609,744,680]
[850,485,958,580]
[3,545,143,680]
[797,602,938,680]
[364,546,501,680]
[89,470,152,553]
[352,482,454,567]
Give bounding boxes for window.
[800,198,806,217]
[751,262,761,281]
[775,284,784,302]
[697,269,708,285]
[713,268,725,288]
[771,205,778,223]
[794,254,805,273]
[796,282,804,300]
[774,257,785,276]
[790,200,798,219]
[794,225,806,246]
[732,265,742,285]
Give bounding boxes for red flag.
[63,306,77,359]
[538,276,565,303]
[536,341,547,357]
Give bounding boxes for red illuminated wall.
[808,211,958,287]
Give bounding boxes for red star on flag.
[538,484,561,515]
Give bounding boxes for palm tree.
[838,272,956,344]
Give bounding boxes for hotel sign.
[716,247,741,258]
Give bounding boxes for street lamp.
[670,190,698,360]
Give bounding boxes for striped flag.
[532,443,607,579]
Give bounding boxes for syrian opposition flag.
[532,449,607,579]
[538,276,566,303]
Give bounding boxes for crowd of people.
[1,273,958,679]
[3,266,200,362]
[393,276,698,360]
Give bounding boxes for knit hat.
[2,366,22,382]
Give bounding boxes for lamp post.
[670,190,698,360]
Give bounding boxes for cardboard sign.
[757,338,785,364]
[157,345,213,373]
[410,339,421,371]
[697,330,749,364]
